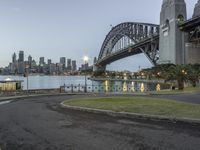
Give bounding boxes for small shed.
[0,78,23,91]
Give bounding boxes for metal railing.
[61,83,171,93]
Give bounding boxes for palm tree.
[165,65,188,90]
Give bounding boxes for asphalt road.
[0,95,200,150]
[155,93,200,104]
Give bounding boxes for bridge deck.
[97,35,159,66]
[179,16,200,32]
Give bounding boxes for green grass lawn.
[63,97,200,120]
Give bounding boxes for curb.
[61,102,200,126]
[0,92,150,103]
[0,93,93,102]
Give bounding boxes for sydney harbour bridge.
[95,0,200,70]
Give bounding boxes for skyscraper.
[60,57,66,71]
[72,60,77,71]
[18,51,25,74]
[11,53,17,74]
[39,57,45,65]
[67,59,72,71]
[47,59,52,65]
[12,53,17,63]
[28,55,32,69]
[18,51,24,62]
[60,57,66,65]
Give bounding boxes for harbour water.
[0,75,170,92]
[0,75,91,90]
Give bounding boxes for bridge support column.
[185,43,200,64]
[159,0,187,64]
[96,65,106,71]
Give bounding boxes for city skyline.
[0,0,197,70]
[10,51,81,66]
[1,50,86,75]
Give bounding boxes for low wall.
[0,88,61,96]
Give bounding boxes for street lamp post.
[83,56,89,93]
[25,66,29,93]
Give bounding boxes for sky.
[0,0,198,71]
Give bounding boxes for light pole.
[24,66,29,93]
[83,56,89,93]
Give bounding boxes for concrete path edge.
[0,93,92,102]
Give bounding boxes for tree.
[165,65,188,90]
[186,64,199,87]
[92,70,105,77]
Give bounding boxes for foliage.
[165,65,187,90]
[92,70,105,77]
[186,64,200,87]
[92,64,200,90]
[142,64,200,90]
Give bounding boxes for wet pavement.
[0,94,200,150]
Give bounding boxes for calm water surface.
[0,75,91,90]
[0,75,171,92]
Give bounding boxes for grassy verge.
[63,97,200,120]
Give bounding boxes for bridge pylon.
[159,0,187,64]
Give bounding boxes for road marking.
[0,100,12,105]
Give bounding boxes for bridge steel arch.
[96,22,160,70]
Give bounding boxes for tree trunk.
[192,81,197,87]
[178,80,184,90]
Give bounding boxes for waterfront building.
[18,61,25,74]
[4,51,80,75]
[39,57,45,65]
[29,59,37,73]
[0,78,23,91]
[80,63,89,71]
[28,55,32,69]
[49,63,56,75]
[10,53,18,74]
[57,63,64,74]
[17,51,25,74]
[12,53,17,63]
[18,51,24,62]
[72,60,77,72]
[47,59,52,65]
[60,57,66,71]
[67,59,72,71]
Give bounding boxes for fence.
[62,82,171,93]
